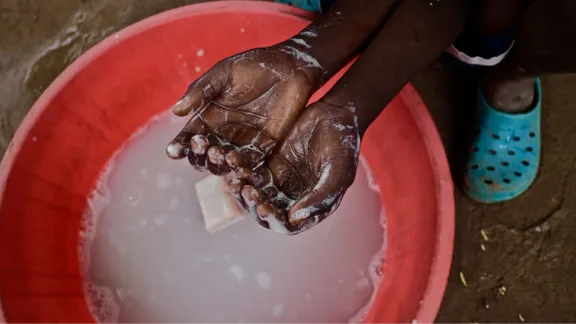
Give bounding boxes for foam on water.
[80,110,386,323]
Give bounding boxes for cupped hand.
[166,46,321,175]
[228,100,360,235]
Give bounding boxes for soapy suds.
[341,135,358,150]
[255,272,272,290]
[277,45,323,69]
[81,110,386,322]
[359,156,380,193]
[299,29,318,38]
[290,38,311,48]
[85,283,120,323]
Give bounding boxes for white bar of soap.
[195,175,245,233]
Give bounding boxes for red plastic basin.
[0,2,454,323]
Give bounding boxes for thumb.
[171,63,229,116]
[288,160,355,226]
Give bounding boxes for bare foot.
[482,75,537,113]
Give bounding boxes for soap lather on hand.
[170,46,361,234]
[169,43,360,235]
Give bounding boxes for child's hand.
[166,47,321,175]
[228,101,360,234]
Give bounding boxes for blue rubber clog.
[464,78,542,203]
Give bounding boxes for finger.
[292,202,340,235]
[172,64,229,117]
[225,151,252,170]
[256,203,287,232]
[249,168,273,187]
[241,185,267,221]
[191,135,210,155]
[166,115,209,160]
[207,122,276,169]
[189,135,232,175]
[172,87,205,116]
[235,167,254,182]
[235,166,272,188]
[228,178,247,209]
[207,146,226,165]
[241,185,263,210]
[288,159,356,226]
[187,151,207,171]
[228,178,244,200]
[166,142,186,159]
[166,132,190,159]
[289,187,343,226]
[167,130,208,161]
[206,146,231,176]
[231,180,282,231]
[256,203,277,220]
[186,135,210,170]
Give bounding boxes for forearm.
[320,0,469,135]
[275,0,401,87]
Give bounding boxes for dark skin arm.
[322,0,469,135]
[166,0,402,175]
[233,0,469,234]
[275,0,403,86]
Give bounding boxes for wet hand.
[229,101,360,235]
[166,47,321,175]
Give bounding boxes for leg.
[465,0,576,202]
[483,0,576,113]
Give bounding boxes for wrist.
[272,41,326,89]
[316,96,372,134]
[321,85,395,137]
[318,96,356,113]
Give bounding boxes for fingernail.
[190,135,208,154]
[242,186,259,207]
[291,207,312,222]
[225,152,240,167]
[172,96,192,115]
[257,204,274,219]
[208,147,225,165]
[166,142,186,159]
[236,167,252,180]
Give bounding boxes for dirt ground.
[1,0,575,322]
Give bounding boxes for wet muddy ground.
[1,0,575,322]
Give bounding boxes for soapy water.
[80,110,386,323]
